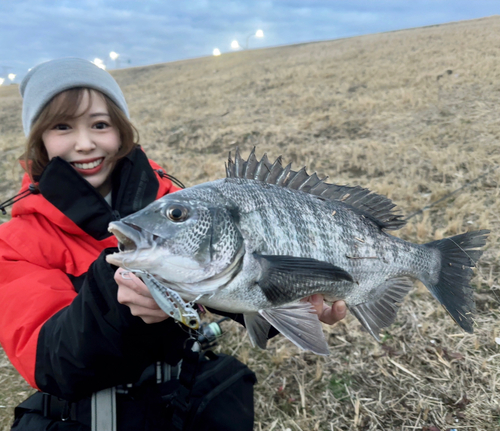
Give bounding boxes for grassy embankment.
[1,16,499,430]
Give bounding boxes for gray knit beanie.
[20,57,129,136]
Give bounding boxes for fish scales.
[107,150,489,355]
[216,178,421,299]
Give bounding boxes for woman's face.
[41,90,121,197]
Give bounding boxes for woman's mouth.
[71,157,105,175]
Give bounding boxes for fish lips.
[107,221,156,263]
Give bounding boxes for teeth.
[73,158,103,170]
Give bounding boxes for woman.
[0,58,346,430]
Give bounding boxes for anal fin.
[349,277,413,341]
[260,302,330,355]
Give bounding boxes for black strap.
[170,339,201,431]
[15,391,84,423]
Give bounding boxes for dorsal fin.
[226,148,406,230]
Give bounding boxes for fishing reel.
[195,317,229,350]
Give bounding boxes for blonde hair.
[22,88,139,184]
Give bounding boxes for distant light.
[93,58,106,70]
[231,40,240,50]
[8,73,16,81]
[245,29,265,49]
[0,78,4,86]
[213,48,221,56]
[109,51,119,60]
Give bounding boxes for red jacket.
[0,147,182,397]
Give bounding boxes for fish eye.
[165,204,189,222]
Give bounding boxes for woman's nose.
[74,130,96,152]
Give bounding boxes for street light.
[8,73,16,82]
[0,78,4,86]
[93,58,106,70]
[213,48,221,56]
[109,51,119,69]
[246,29,264,49]
[231,40,241,50]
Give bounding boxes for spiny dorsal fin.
[226,148,406,230]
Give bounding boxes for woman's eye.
[93,122,109,130]
[53,123,70,130]
[165,204,189,222]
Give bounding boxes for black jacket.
[7,148,192,429]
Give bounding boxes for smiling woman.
[40,90,122,196]
[22,85,137,193]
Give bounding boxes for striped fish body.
[184,178,425,308]
[107,150,488,355]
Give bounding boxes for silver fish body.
[107,150,488,355]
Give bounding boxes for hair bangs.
[43,88,94,126]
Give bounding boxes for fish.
[106,149,489,355]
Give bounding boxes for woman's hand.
[307,294,347,325]
[115,267,170,324]
[115,268,346,325]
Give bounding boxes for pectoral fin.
[255,254,353,303]
[244,313,272,349]
[259,302,330,355]
[349,276,413,341]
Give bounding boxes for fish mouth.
[108,221,150,254]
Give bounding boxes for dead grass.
[1,16,500,431]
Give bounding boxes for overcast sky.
[0,1,498,82]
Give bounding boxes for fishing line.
[445,235,500,305]
[447,237,479,267]
[121,270,133,280]
[401,165,499,303]
[404,165,499,221]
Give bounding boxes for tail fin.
[423,230,489,333]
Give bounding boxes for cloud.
[0,0,498,80]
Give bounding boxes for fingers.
[306,294,347,325]
[128,307,169,324]
[114,267,153,298]
[117,283,160,310]
[319,300,347,325]
[115,267,169,324]
[307,294,324,315]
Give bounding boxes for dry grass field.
[1,16,500,431]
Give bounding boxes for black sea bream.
[107,150,489,355]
